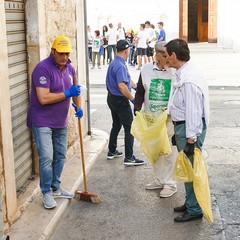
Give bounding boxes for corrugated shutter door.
[5,0,33,191]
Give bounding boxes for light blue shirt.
[106,56,131,96]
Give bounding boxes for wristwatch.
[191,136,197,142]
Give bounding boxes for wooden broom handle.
[73,75,88,192]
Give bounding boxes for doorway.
[179,0,216,42]
[188,0,208,42]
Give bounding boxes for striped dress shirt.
[169,61,209,138]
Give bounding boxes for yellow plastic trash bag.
[173,149,214,224]
[131,110,171,165]
[173,151,193,182]
[193,148,214,224]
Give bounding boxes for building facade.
[0,0,87,232]
[179,0,240,51]
[87,0,240,51]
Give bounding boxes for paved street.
[50,85,240,240]
[49,43,240,240]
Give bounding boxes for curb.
[40,130,108,240]
[7,129,108,240]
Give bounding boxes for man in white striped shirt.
[164,38,210,222]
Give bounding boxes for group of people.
[27,30,209,223]
[88,21,166,70]
[106,38,209,222]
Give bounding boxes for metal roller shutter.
[5,0,33,192]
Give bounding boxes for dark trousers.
[107,93,134,158]
[108,45,116,63]
[88,47,92,61]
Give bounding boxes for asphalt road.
[50,87,240,240]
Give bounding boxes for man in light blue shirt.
[106,40,144,166]
[164,38,210,222]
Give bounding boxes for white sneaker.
[159,187,177,198]
[43,192,57,209]
[145,180,164,190]
[53,188,74,199]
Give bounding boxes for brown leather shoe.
[174,211,203,222]
[174,204,187,212]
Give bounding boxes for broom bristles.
[74,191,101,203]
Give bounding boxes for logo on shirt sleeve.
[39,76,47,85]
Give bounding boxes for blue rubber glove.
[64,85,81,98]
[72,103,83,119]
[131,98,135,104]
[75,107,83,119]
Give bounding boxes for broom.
[73,76,101,203]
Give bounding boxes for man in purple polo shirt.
[106,39,144,166]
[27,35,83,209]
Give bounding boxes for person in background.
[145,21,156,62]
[125,29,134,65]
[105,23,119,64]
[136,23,148,70]
[87,25,93,62]
[134,41,177,198]
[157,22,166,42]
[150,23,159,45]
[27,36,83,209]
[165,38,209,222]
[106,39,144,166]
[117,22,126,40]
[102,25,109,65]
[91,30,103,69]
[132,30,138,66]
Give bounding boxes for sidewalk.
[6,129,108,240]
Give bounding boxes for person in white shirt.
[91,30,103,69]
[117,22,126,40]
[136,23,148,70]
[134,41,178,198]
[165,38,210,223]
[105,23,119,63]
[145,21,156,62]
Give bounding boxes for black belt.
[172,118,205,126]
[172,120,185,126]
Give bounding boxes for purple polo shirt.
[106,56,131,96]
[27,53,75,128]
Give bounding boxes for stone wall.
[26,0,88,162]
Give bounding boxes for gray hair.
[155,41,167,53]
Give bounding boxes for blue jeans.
[127,46,133,64]
[174,120,207,215]
[32,127,68,194]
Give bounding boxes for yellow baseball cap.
[52,35,73,53]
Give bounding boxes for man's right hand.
[64,85,81,98]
